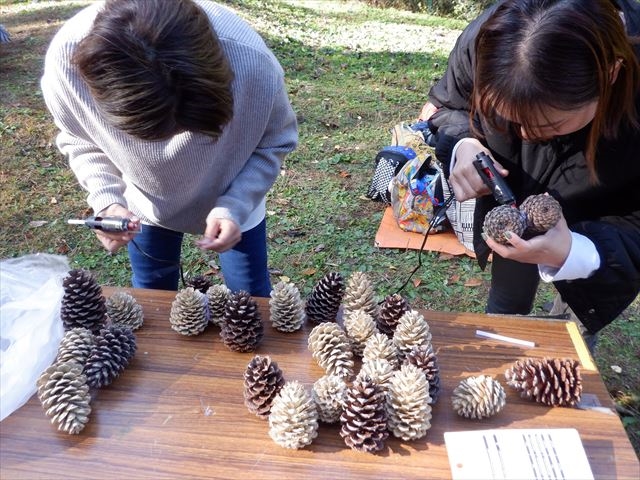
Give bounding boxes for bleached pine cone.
[60,268,107,333]
[377,293,409,337]
[505,357,582,407]
[206,284,230,327]
[362,332,399,369]
[305,272,345,324]
[343,271,378,319]
[392,310,432,360]
[452,375,506,419]
[106,291,144,330]
[56,327,95,366]
[343,309,378,356]
[243,355,285,419]
[169,287,209,336]
[37,361,91,434]
[340,376,388,453]
[269,281,305,332]
[220,290,264,353]
[312,375,347,424]
[84,324,137,389]
[356,358,396,392]
[307,322,354,378]
[386,364,432,441]
[404,344,440,404]
[269,381,319,449]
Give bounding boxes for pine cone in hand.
[343,271,378,319]
[60,269,107,333]
[386,364,432,440]
[220,290,264,353]
[243,355,285,419]
[84,324,137,389]
[106,291,144,330]
[340,376,388,453]
[404,344,440,404]
[520,194,562,233]
[483,205,526,245]
[37,361,91,434]
[56,327,95,366]
[206,284,230,327]
[452,375,506,419]
[377,293,409,337]
[268,381,319,449]
[308,322,354,378]
[305,272,345,324]
[170,287,209,335]
[312,375,347,424]
[269,281,305,333]
[505,357,582,407]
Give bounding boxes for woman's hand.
[94,204,140,254]
[196,217,242,252]
[484,214,572,268]
[449,139,509,202]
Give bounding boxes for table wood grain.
[1,287,638,479]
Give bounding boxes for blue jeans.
[128,219,271,296]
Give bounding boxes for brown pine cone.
[520,194,562,233]
[343,271,378,319]
[452,375,506,419]
[60,269,107,333]
[185,274,213,294]
[170,287,209,336]
[243,355,285,419]
[56,327,95,366]
[308,322,354,378]
[106,291,144,330]
[268,381,319,449]
[305,272,345,324]
[505,357,582,407]
[84,324,137,389]
[404,344,440,404]
[220,291,264,353]
[483,205,526,244]
[340,376,388,453]
[377,293,409,337]
[269,281,305,333]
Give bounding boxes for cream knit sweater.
[41,0,298,234]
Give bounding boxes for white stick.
[476,330,536,348]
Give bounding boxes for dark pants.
[486,254,539,315]
[127,219,271,296]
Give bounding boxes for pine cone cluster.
[377,294,409,336]
[505,357,582,407]
[106,291,144,330]
[305,272,345,324]
[342,271,378,319]
[386,364,432,440]
[343,309,377,356]
[60,269,107,333]
[269,281,305,332]
[268,381,319,449]
[84,325,137,389]
[243,355,285,418]
[392,310,432,359]
[308,322,354,378]
[312,375,347,424]
[404,344,440,404]
[483,205,526,245]
[452,375,506,419]
[206,284,230,327]
[340,377,389,453]
[520,194,562,233]
[169,287,209,336]
[220,290,264,352]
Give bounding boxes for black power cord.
[129,238,187,288]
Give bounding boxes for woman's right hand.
[449,139,509,202]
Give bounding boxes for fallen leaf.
[412,278,422,287]
[29,220,48,227]
[302,267,317,276]
[611,365,622,374]
[278,275,291,283]
[339,171,351,178]
[464,277,483,287]
[50,197,58,204]
[313,244,325,253]
[449,274,460,283]
[439,253,455,261]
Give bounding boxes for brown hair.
[472,0,640,181]
[73,0,234,140]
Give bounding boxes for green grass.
[1,0,638,456]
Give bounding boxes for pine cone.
[312,375,347,424]
[386,364,432,441]
[243,355,285,419]
[106,291,144,330]
[206,284,230,327]
[483,205,526,244]
[269,281,305,333]
[268,381,319,449]
[37,361,91,434]
[169,287,209,336]
[362,332,399,369]
[185,274,213,294]
[452,375,506,419]
[356,358,396,392]
[404,344,440,404]
[84,324,137,389]
[220,291,264,353]
[340,376,388,453]
[392,310,432,360]
[56,327,95,366]
[60,269,107,333]
[520,194,562,233]
[505,357,582,407]
[377,293,409,337]
[305,272,345,324]
[307,322,354,378]
[343,271,378,319]
[343,309,378,356]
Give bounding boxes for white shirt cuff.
[450,138,475,173]
[539,232,601,282]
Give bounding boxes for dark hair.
[73,0,234,140]
[472,0,640,181]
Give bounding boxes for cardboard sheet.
[375,206,475,257]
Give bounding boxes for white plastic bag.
[0,254,68,421]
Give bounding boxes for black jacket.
[428,0,640,333]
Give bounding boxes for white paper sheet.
[444,428,594,480]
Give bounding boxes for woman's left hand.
[485,214,572,268]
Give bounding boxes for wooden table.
[1,287,638,479]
